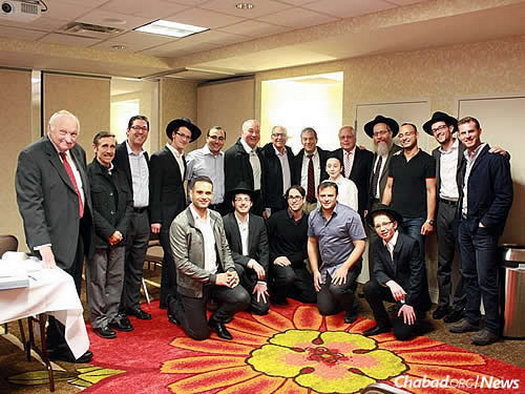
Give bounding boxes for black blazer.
[15,136,94,267]
[458,144,513,234]
[293,147,329,187]
[149,146,187,231]
[332,147,374,214]
[368,144,402,208]
[371,232,431,312]
[260,142,296,211]
[88,159,133,249]
[222,212,269,279]
[113,141,149,202]
[224,138,265,194]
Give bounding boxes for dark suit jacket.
[260,142,296,211]
[432,140,465,197]
[222,212,269,282]
[15,136,94,268]
[293,147,329,187]
[88,159,133,249]
[224,138,265,195]
[371,232,430,311]
[368,144,402,208]
[113,141,149,203]
[333,147,373,214]
[149,146,187,231]
[458,144,513,234]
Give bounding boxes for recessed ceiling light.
[111,45,126,51]
[235,3,254,10]
[134,19,208,38]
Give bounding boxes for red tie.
[60,152,84,218]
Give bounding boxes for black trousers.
[363,280,420,341]
[159,228,177,309]
[235,263,270,315]
[316,264,361,316]
[270,261,316,303]
[174,284,250,340]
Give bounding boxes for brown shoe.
[471,329,499,346]
[449,318,480,333]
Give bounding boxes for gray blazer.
[15,136,94,268]
[170,207,235,298]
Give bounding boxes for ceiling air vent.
[62,22,124,38]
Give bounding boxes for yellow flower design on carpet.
[246,329,407,393]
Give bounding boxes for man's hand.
[226,271,240,288]
[313,270,323,292]
[489,146,509,156]
[108,231,123,246]
[39,246,56,269]
[420,221,434,235]
[386,280,407,301]
[150,223,161,234]
[273,256,291,267]
[332,265,349,286]
[252,281,269,303]
[398,304,416,325]
[248,260,266,280]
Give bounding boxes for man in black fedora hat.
[363,205,431,340]
[150,117,201,323]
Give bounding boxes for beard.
[374,139,392,156]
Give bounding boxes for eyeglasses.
[374,221,393,230]
[234,197,252,203]
[208,135,225,141]
[130,125,148,131]
[176,132,192,140]
[431,124,449,134]
[287,195,303,200]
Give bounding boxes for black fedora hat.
[423,111,458,135]
[366,204,403,228]
[227,185,256,203]
[364,115,399,138]
[166,118,202,142]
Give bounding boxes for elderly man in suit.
[332,126,373,215]
[363,205,431,341]
[113,115,151,325]
[150,118,201,323]
[16,110,94,363]
[223,187,270,315]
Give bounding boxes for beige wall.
[0,69,32,250]
[197,78,255,149]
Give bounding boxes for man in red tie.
[16,110,94,363]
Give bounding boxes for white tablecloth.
[0,264,89,359]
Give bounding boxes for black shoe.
[471,329,499,346]
[93,326,117,339]
[344,312,357,324]
[363,325,391,337]
[449,318,480,333]
[109,314,134,332]
[126,307,152,320]
[432,305,449,320]
[168,313,180,325]
[51,349,93,363]
[443,308,464,323]
[208,320,233,340]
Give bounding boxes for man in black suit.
[150,118,201,321]
[16,110,94,363]
[113,115,151,323]
[363,206,431,341]
[293,127,329,213]
[223,188,270,315]
[332,125,373,215]
[224,119,265,215]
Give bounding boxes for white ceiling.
[1,0,525,79]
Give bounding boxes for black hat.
[423,111,458,135]
[166,118,202,142]
[366,204,403,228]
[227,185,256,203]
[364,115,399,138]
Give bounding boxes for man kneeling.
[169,176,250,340]
[363,205,430,340]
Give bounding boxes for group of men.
[14,109,512,366]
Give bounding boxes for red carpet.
[81,300,525,393]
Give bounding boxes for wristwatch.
[426,219,435,226]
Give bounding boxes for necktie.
[306,154,315,202]
[60,152,84,217]
[371,155,383,199]
[344,151,352,178]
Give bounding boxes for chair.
[142,236,163,303]
[0,234,18,257]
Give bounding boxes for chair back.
[0,235,19,257]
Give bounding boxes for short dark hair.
[284,185,306,199]
[318,180,338,195]
[207,126,226,138]
[400,122,417,132]
[93,131,115,146]
[326,155,342,165]
[190,175,213,190]
[127,115,150,130]
[458,116,481,129]
[301,127,318,140]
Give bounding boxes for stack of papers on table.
[0,252,32,290]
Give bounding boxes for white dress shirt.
[190,205,217,274]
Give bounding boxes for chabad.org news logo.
[394,375,520,390]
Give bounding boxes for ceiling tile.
[40,0,96,20]
[91,31,176,51]
[303,0,395,18]
[257,7,338,28]
[165,0,210,5]
[0,16,67,32]
[38,32,101,46]
[387,0,426,5]
[0,25,48,40]
[76,10,151,30]
[201,0,292,18]
[140,40,218,56]
[276,0,317,5]
[218,20,289,37]
[166,7,244,29]
[100,0,189,20]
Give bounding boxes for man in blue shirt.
[307,181,366,323]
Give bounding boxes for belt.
[439,198,458,206]
[133,207,148,213]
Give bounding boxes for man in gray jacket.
[169,176,250,340]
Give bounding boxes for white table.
[0,263,89,359]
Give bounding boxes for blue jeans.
[458,220,501,334]
[402,217,426,260]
